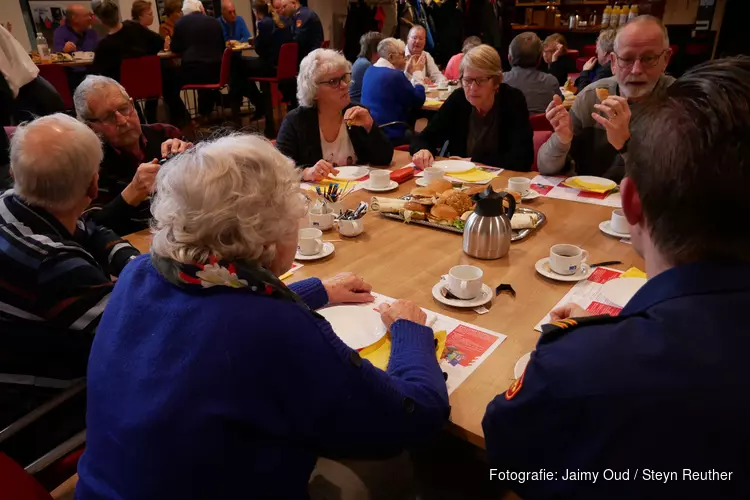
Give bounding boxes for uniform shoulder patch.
[505,369,525,400]
[296,19,302,28]
[540,314,627,345]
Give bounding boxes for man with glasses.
[74,76,192,235]
[538,16,674,181]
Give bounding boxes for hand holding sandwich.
[592,95,631,151]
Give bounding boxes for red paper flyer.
[443,325,500,367]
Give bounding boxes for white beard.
[620,79,658,100]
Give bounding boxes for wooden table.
[125,150,642,449]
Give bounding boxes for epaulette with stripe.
[539,314,628,345]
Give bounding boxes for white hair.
[614,15,670,52]
[377,38,405,60]
[150,134,307,266]
[10,114,102,212]
[296,48,352,108]
[182,0,203,15]
[74,75,130,122]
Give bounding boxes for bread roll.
[427,179,453,194]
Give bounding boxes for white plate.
[432,160,475,174]
[600,277,647,308]
[295,242,334,261]
[521,190,541,201]
[599,220,630,239]
[431,280,493,308]
[415,178,430,187]
[318,305,387,350]
[534,257,590,282]
[362,180,398,192]
[514,352,532,379]
[566,175,617,192]
[329,166,369,181]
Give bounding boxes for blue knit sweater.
[361,65,426,142]
[76,255,450,499]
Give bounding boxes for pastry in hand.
[595,88,609,102]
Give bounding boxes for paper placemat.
[530,175,622,208]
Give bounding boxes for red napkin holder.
[390,167,415,184]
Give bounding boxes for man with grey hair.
[74,75,192,235]
[405,25,446,86]
[575,28,616,91]
[503,31,562,114]
[0,113,139,466]
[539,15,674,181]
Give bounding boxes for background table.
[125,150,642,449]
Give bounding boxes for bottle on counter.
[36,32,51,62]
[602,4,612,28]
[628,4,639,22]
[620,4,630,26]
[610,4,621,28]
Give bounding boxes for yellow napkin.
[448,169,498,183]
[620,267,647,279]
[279,270,293,281]
[562,177,617,194]
[360,330,447,371]
[424,99,443,107]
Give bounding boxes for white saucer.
[599,220,631,239]
[415,178,430,187]
[514,352,532,379]
[318,304,387,350]
[362,180,398,192]
[432,159,475,174]
[295,242,334,261]
[431,280,493,308]
[330,166,369,181]
[521,190,541,201]
[534,257,590,282]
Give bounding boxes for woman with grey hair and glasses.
[276,48,394,182]
[76,134,449,499]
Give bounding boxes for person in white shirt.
[404,25,446,86]
[0,25,64,124]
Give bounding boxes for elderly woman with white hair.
[76,134,450,499]
[276,48,394,181]
[411,44,533,171]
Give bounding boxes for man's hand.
[406,53,426,75]
[160,138,192,158]
[583,56,597,71]
[302,160,339,182]
[545,95,573,145]
[592,95,631,151]
[549,303,591,322]
[63,41,77,53]
[379,300,427,329]
[343,106,374,132]
[121,160,160,206]
[412,149,434,169]
[4,22,12,33]
[323,273,374,304]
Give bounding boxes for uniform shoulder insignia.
[296,19,303,28]
[504,369,525,400]
[539,314,626,345]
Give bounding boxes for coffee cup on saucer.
[610,209,629,235]
[549,244,589,276]
[309,211,335,230]
[508,177,531,196]
[336,218,364,237]
[298,228,323,256]
[446,265,484,300]
[423,167,444,184]
[369,170,391,189]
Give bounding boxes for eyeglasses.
[461,76,492,88]
[88,99,135,125]
[614,50,668,69]
[317,73,352,88]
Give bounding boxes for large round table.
[124,150,643,449]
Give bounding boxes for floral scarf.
[151,253,313,311]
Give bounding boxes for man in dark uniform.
[482,56,750,500]
[280,0,323,61]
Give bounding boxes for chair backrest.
[582,44,597,57]
[37,65,73,110]
[0,453,53,500]
[532,130,553,172]
[120,56,162,100]
[277,43,299,80]
[529,113,553,132]
[219,48,233,87]
[566,49,580,60]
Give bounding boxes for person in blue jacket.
[361,38,426,146]
[252,0,292,71]
[482,56,750,500]
[75,134,450,499]
[218,0,251,43]
[281,0,323,61]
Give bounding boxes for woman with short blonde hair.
[276,48,393,181]
[77,133,450,499]
[411,44,533,171]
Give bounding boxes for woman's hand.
[379,300,427,329]
[323,273,374,304]
[302,160,339,182]
[343,106,374,132]
[412,149,434,170]
[583,56,597,71]
[552,42,564,63]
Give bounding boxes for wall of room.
[1,1,33,51]
[663,0,726,31]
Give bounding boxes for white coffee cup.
[549,244,589,276]
[337,218,364,237]
[423,167,444,184]
[508,177,531,195]
[298,228,323,256]
[369,170,391,189]
[447,265,484,300]
[610,209,629,235]
[308,211,335,230]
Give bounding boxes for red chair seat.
[180,48,232,92]
[530,113,553,132]
[0,453,53,500]
[120,56,162,100]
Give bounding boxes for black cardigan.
[410,85,534,172]
[276,104,394,169]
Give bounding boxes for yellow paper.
[448,169,497,183]
[620,267,647,279]
[279,271,293,281]
[424,99,443,107]
[562,178,617,194]
[360,331,447,371]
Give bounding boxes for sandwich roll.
[427,179,453,194]
[510,213,539,230]
[370,197,406,213]
[403,201,427,213]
